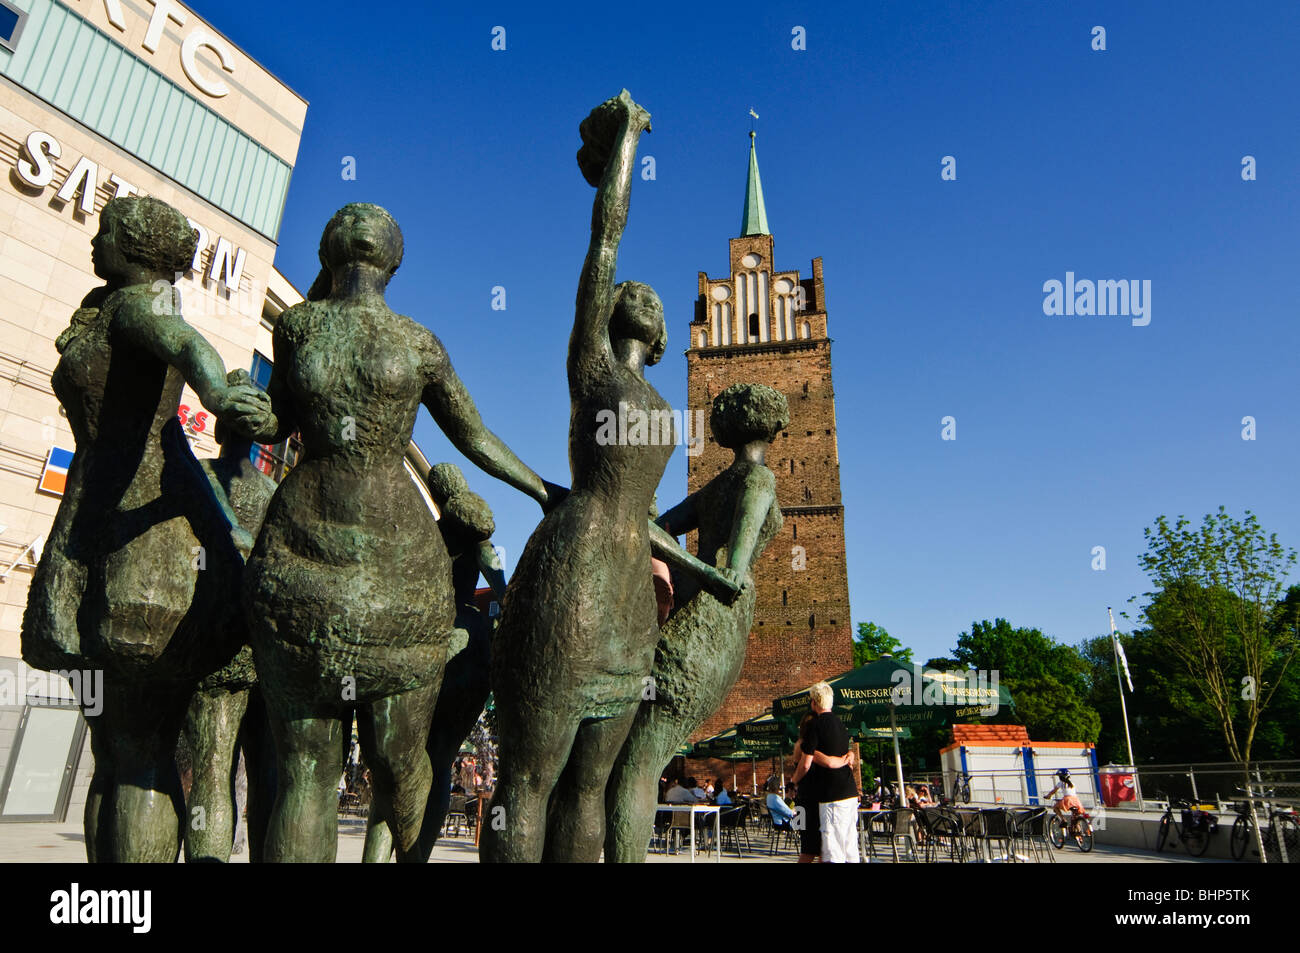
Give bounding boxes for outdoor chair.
[866,808,918,862]
[979,808,1017,862]
[1009,807,1055,863]
[765,807,798,855]
[443,794,469,838]
[921,807,965,863]
[667,807,713,856]
[649,809,673,854]
[337,791,361,816]
[718,804,751,857]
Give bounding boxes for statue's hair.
[103,196,199,276]
[709,382,789,449]
[611,280,667,366]
[441,490,495,542]
[315,203,404,286]
[427,462,469,504]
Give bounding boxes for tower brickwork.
[682,134,854,749]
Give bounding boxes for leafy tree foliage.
[1132,508,1297,764]
[953,618,1099,743]
[852,621,912,667]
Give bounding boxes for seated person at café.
[765,778,797,827]
[691,778,709,801]
[665,779,699,804]
[715,780,732,805]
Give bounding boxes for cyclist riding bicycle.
[1046,768,1084,823]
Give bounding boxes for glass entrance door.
[0,705,85,821]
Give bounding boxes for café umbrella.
[692,723,790,791]
[773,655,1014,803]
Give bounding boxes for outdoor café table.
[658,803,722,863]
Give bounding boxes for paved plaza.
[0,816,1227,864]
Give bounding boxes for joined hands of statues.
[216,370,275,442]
[577,89,652,187]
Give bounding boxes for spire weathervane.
[740,112,770,236]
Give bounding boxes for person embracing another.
[791,681,860,863]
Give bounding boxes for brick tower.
[684,132,854,748]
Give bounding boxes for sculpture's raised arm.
[569,90,652,383]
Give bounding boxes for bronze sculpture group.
[21,90,784,863]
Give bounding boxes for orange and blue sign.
[37,446,73,496]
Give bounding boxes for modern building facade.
[684,133,855,756]
[0,0,305,822]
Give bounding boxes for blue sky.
[193,0,1300,664]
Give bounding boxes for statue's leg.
[544,705,639,863]
[240,687,275,863]
[82,713,113,863]
[416,731,462,860]
[262,697,346,863]
[361,805,394,863]
[102,680,191,863]
[605,706,674,863]
[182,687,249,862]
[356,682,437,863]
[480,701,582,863]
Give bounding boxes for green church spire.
[740,130,771,237]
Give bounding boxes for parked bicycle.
[1155,794,1216,857]
[1229,787,1299,862]
[951,772,971,805]
[1048,805,1094,852]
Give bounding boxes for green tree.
[1133,508,1297,766]
[852,621,912,667]
[953,618,1099,743]
[1079,630,1223,765]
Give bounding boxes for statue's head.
[610,281,666,366]
[93,197,198,283]
[427,462,469,506]
[318,203,404,283]
[442,490,495,542]
[709,382,789,450]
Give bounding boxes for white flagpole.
[1109,607,1143,811]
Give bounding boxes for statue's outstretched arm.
[114,295,269,431]
[568,90,651,381]
[724,469,777,579]
[649,521,742,604]
[476,539,508,601]
[655,491,701,537]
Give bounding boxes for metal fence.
[1132,760,1300,811]
[927,760,1299,814]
